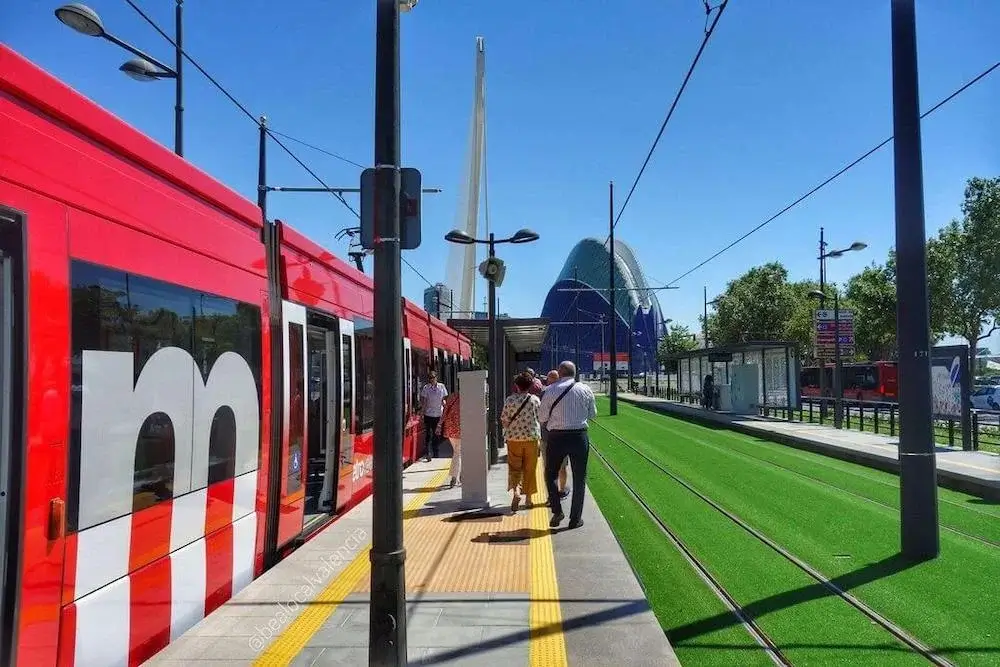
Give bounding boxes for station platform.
[146,444,678,666]
[619,392,1000,500]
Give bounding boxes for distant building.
[423,283,453,319]
[539,238,665,375]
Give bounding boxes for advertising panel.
[930,344,971,450]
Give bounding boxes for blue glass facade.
[539,238,664,374]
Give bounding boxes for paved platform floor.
[619,393,1000,500]
[147,440,677,666]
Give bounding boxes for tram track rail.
[587,432,791,666]
[622,408,1000,550]
[590,418,954,667]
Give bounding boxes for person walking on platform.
[524,368,545,397]
[437,392,462,487]
[501,373,541,512]
[418,370,448,462]
[539,361,597,529]
[541,370,569,498]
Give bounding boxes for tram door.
[335,320,355,511]
[0,210,23,667]
[303,313,341,532]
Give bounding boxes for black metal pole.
[891,0,939,560]
[257,116,267,215]
[369,0,407,663]
[488,234,499,466]
[574,265,580,379]
[174,0,183,157]
[818,227,827,408]
[608,181,618,415]
[833,290,843,429]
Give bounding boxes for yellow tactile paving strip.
[252,467,451,666]
[354,494,533,594]
[255,460,569,666]
[528,462,569,667]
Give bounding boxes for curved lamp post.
[55,1,184,155]
[445,227,539,464]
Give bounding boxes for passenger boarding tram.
[0,44,470,666]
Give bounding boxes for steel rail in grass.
[588,436,791,666]
[591,418,955,667]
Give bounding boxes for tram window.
[354,320,375,432]
[287,323,305,494]
[68,260,262,532]
[342,335,353,430]
[412,348,429,410]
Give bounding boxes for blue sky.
[4,1,998,352]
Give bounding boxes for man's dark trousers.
[544,429,589,522]
[423,415,440,458]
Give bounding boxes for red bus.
[800,361,899,402]
[0,45,470,666]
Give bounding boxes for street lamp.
[55,1,184,156]
[814,234,866,423]
[445,227,539,466]
[656,317,672,396]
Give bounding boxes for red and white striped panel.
[66,471,258,667]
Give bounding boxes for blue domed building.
[539,238,665,375]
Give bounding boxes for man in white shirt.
[419,371,448,461]
[538,361,597,529]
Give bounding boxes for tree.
[936,177,1000,372]
[785,279,823,361]
[657,323,698,366]
[707,262,796,346]
[845,263,897,361]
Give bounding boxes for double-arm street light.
[445,228,539,466]
[811,236,867,426]
[55,1,185,156]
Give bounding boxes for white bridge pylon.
[445,36,487,318]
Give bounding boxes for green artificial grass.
[621,404,1000,545]
[586,453,774,666]
[595,398,1000,666]
[589,429,927,666]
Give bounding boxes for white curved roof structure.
[549,237,664,331]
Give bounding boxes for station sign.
[814,309,854,358]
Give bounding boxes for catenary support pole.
[174,0,183,156]
[608,181,618,415]
[891,0,939,560]
[369,0,408,664]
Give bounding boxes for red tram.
[0,45,470,666]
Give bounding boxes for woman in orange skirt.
[501,373,541,511]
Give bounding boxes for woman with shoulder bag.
[501,373,542,512]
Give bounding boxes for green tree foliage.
[656,323,699,366]
[935,177,1000,364]
[706,262,797,346]
[845,263,897,361]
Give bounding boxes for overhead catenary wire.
[661,59,1000,288]
[584,0,729,319]
[609,0,729,235]
[122,0,434,287]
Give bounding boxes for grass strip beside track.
[586,451,776,666]
[599,399,1000,666]
[589,428,927,666]
[623,405,1000,546]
